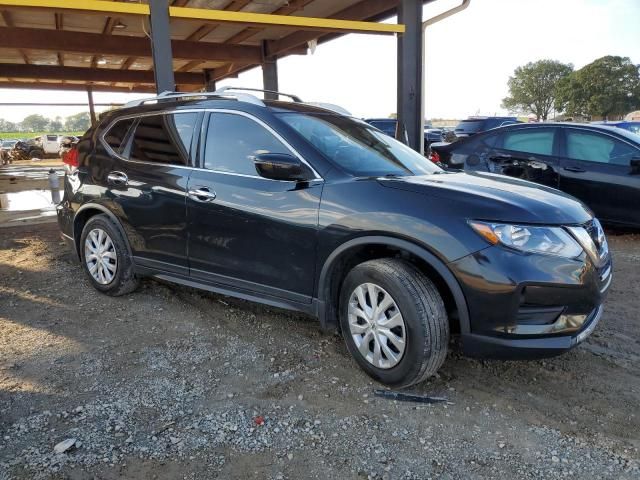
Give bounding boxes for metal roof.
[0,0,404,93]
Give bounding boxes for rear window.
[104,118,136,153]
[129,113,198,165]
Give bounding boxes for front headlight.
[469,221,583,258]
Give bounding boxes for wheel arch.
[73,203,133,259]
[316,236,470,335]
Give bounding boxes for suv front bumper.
[460,304,603,359]
[449,244,611,360]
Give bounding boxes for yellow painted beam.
[169,6,405,34]
[0,0,405,34]
[0,0,149,16]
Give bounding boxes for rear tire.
[80,214,139,296]
[339,258,449,387]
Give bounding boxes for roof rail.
[123,90,265,108]
[214,86,303,103]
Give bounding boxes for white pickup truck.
[33,135,62,157]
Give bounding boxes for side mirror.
[631,158,640,174]
[253,153,313,181]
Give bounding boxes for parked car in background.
[9,139,45,160]
[34,134,63,157]
[590,121,640,135]
[58,88,610,387]
[431,123,640,227]
[424,128,445,146]
[454,116,520,138]
[364,118,443,151]
[364,118,397,137]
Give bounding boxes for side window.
[566,130,637,166]
[501,128,554,156]
[104,118,135,153]
[203,112,292,175]
[462,131,500,151]
[129,113,198,165]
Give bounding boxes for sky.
[0,0,639,124]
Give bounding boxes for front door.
[109,111,201,275]
[558,128,640,226]
[186,111,323,304]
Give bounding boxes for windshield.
[278,113,441,177]
[2,141,15,147]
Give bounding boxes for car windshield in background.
[455,120,484,133]
[621,123,640,135]
[278,113,441,177]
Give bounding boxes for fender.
[316,235,470,334]
[74,202,134,258]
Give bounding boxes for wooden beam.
[0,81,156,93]
[177,0,252,73]
[267,0,400,56]
[223,0,314,46]
[92,16,116,68]
[0,64,204,85]
[0,27,263,63]
[1,10,29,64]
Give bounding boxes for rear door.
[558,128,640,225]
[107,111,201,275]
[186,110,323,304]
[489,127,560,187]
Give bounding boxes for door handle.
[563,166,586,173]
[107,171,128,186]
[188,186,217,203]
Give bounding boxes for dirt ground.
[0,223,638,479]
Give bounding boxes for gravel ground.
[0,223,638,479]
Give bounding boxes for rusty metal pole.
[87,86,96,127]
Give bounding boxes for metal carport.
[0,0,435,152]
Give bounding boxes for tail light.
[63,147,79,168]
[429,150,441,165]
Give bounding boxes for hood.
[379,171,592,225]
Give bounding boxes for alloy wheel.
[347,282,406,369]
[84,228,118,285]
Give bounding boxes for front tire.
[339,258,449,387]
[80,214,139,296]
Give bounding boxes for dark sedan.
[431,123,640,227]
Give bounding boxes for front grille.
[584,218,609,263]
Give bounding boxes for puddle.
[0,189,61,212]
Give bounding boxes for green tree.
[556,56,640,119]
[502,60,573,121]
[20,114,49,132]
[64,112,91,132]
[48,116,64,132]
[0,118,17,132]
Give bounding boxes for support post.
[87,86,96,127]
[204,69,216,92]
[397,0,424,153]
[262,41,279,100]
[149,0,175,93]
